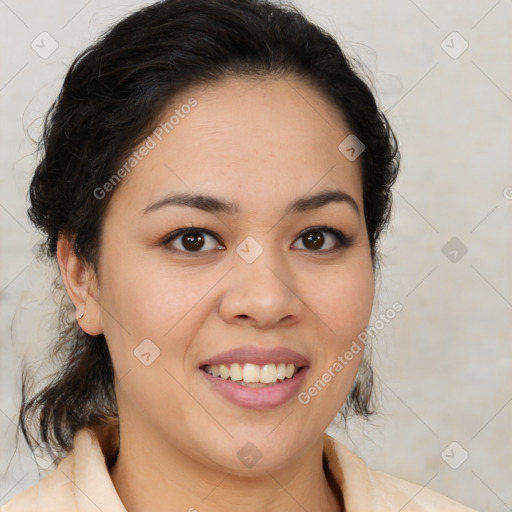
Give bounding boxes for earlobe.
[56,235,103,336]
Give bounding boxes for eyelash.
[161,225,354,256]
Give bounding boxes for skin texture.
[57,75,375,512]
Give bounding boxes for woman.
[1,0,477,510]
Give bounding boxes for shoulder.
[0,454,77,512]
[368,468,479,511]
[0,429,125,512]
[323,433,479,512]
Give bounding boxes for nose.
[218,245,304,330]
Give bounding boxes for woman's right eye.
[162,228,225,255]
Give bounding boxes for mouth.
[197,346,310,408]
[200,362,305,387]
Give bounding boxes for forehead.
[104,75,363,219]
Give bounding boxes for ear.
[56,235,103,336]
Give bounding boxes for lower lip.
[200,367,309,409]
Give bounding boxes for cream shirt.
[1,428,477,511]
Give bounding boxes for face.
[87,75,374,473]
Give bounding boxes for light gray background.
[1,0,511,510]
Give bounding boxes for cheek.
[303,258,374,344]
[100,251,210,336]
[96,255,212,422]
[296,260,373,419]
[96,249,219,382]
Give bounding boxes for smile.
[201,362,303,387]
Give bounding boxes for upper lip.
[198,346,310,368]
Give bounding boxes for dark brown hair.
[21,0,400,466]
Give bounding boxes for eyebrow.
[141,188,360,216]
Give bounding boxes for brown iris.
[303,231,325,250]
[181,232,206,251]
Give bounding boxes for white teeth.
[203,362,300,384]
[229,363,243,381]
[285,363,295,378]
[219,364,230,379]
[242,363,260,383]
[260,364,277,383]
[276,363,287,380]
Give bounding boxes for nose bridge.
[219,235,303,327]
[237,236,292,302]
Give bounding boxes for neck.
[109,423,343,512]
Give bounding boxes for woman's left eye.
[292,226,353,252]
[161,226,353,255]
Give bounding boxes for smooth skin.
[57,75,375,512]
